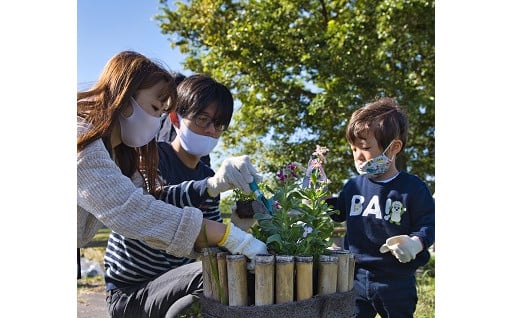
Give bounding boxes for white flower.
[293,221,313,238]
[303,225,313,237]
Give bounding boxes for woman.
[77,51,267,316]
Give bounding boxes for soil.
[235,199,268,218]
[235,199,257,218]
[77,275,107,317]
[77,290,108,318]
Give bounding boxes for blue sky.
[77,0,228,168]
[78,0,190,88]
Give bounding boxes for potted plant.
[199,146,356,317]
[232,188,257,218]
[250,145,339,261]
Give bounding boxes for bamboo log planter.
[200,248,356,318]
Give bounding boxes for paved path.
[77,291,108,318]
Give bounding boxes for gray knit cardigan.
[77,118,203,257]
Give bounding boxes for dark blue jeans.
[353,268,417,318]
[106,261,203,318]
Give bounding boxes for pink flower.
[312,145,329,164]
[311,158,322,169]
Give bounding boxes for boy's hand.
[379,235,423,263]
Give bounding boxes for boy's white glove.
[379,235,423,263]
[206,155,261,197]
[219,222,268,270]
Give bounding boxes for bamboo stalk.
[348,253,355,290]
[295,256,313,301]
[201,247,221,301]
[226,254,248,306]
[275,255,294,304]
[254,254,275,306]
[216,251,229,305]
[330,249,350,292]
[317,255,338,296]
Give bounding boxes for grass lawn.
[78,227,109,294]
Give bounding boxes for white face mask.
[119,98,162,147]
[175,114,219,157]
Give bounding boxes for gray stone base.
[200,289,356,318]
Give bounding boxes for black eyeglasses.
[188,113,227,132]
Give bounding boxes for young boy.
[328,97,435,318]
[156,72,212,167]
[157,73,236,266]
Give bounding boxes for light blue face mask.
[355,142,395,179]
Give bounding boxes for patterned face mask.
[355,142,395,179]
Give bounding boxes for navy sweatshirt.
[330,171,435,278]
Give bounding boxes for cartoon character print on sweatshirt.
[384,199,406,225]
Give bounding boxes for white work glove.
[219,222,268,270]
[206,155,262,197]
[379,235,423,263]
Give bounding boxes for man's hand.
[206,155,261,197]
[379,235,423,263]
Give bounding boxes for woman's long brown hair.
[77,51,177,195]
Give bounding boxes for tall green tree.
[156,0,435,193]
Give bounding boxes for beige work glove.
[206,155,261,197]
[379,235,423,263]
[219,222,268,270]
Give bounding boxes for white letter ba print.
[349,195,382,219]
